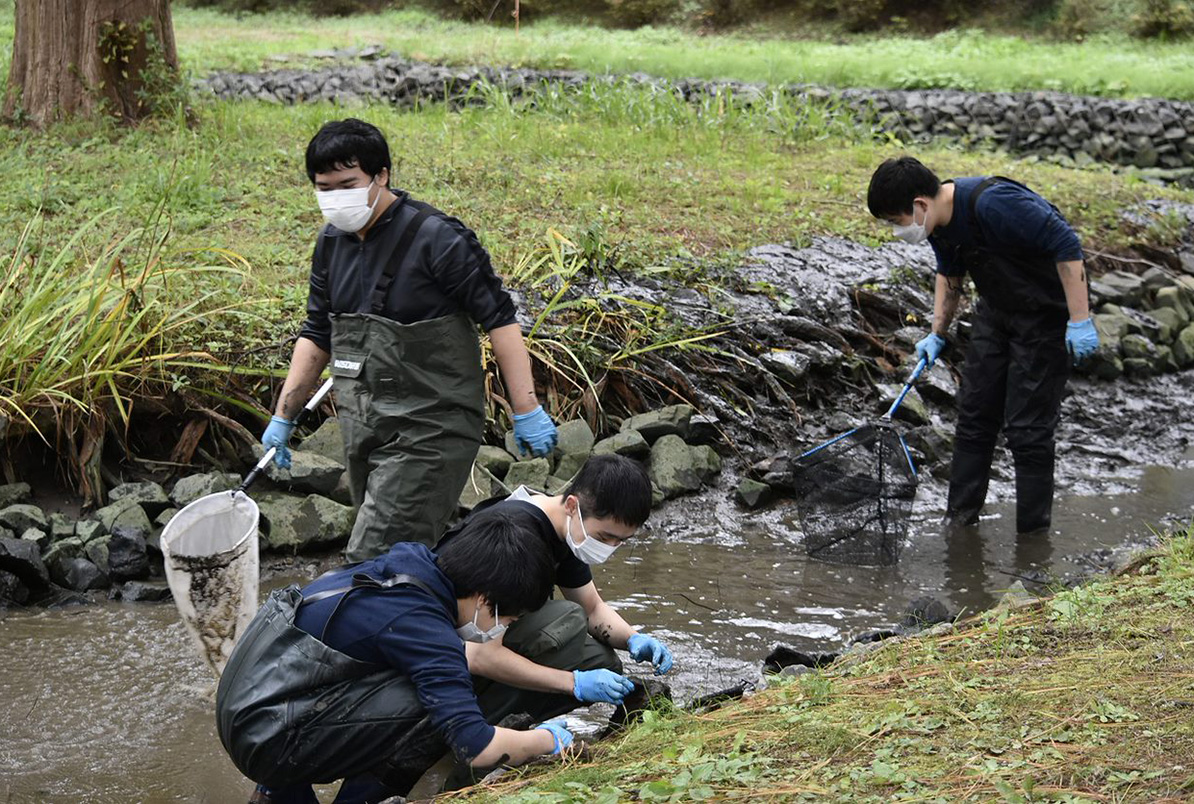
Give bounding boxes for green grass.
[450,525,1194,802]
[167,7,1194,100]
[2,2,1193,99]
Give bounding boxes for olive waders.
[328,204,485,563]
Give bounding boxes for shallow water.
[2,461,1191,802]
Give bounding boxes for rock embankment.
[200,51,1194,179]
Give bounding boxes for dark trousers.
[946,302,1070,534]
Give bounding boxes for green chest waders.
[215,576,438,788]
[328,205,485,563]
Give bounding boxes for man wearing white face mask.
[434,455,671,731]
[262,118,558,563]
[867,156,1098,537]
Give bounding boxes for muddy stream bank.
[3,219,1194,799]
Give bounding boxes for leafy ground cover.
[451,526,1194,802]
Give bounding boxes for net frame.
[793,420,918,566]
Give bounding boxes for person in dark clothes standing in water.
[866,156,1100,535]
[261,118,557,562]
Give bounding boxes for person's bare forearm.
[586,600,637,650]
[1056,260,1090,323]
[465,640,575,694]
[488,323,539,415]
[472,725,556,767]
[275,337,330,420]
[932,273,963,337]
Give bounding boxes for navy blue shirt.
[293,543,494,762]
[929,177,1084,277]
[298,192,518,353]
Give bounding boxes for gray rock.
[1141,266,1176,290]
[620,404,695,443]
[779,664,813,677]
[1094,270,1146,307]
[107,528,149,582]
[108,481,172,517]
[153,508,178,529]
[0,482,31,508]
[475,445,515,480]
[1123,357,1154,377]
[876,385,930,426]
[20,527,50,552]
[459,463,509,511]
[297,417,345,465]
[760,350,812,385]
[900,596,952,629]
[48,512,74,542]
[592,430,651,459]
[0,503,49,534]
[1172,324,1194,367]
[95,498,152,536]
[329,471,353,506]
[1121,333,1157,361]
[1150,306,1184,343]
[117,580,173,602]
[545,474,571,495]
[687,413,721,446]
[916,366,958,407]
[46,536,85,563]
[258,493,354,552]
[690,445,723,484]
[552,451,588,483]
[1154,286,1193,326]
[735,478,772,509]
[995,580,1036,610]
[85,536,111,577]
[503,457,551,492]
[0,569,30,605]
[648,435,702,500]
[554,420,595,458]
[51,557,107,591]
[260,446,345,496]
[169,472,241,508]
[0,536,50,588]
[74,519,107,544]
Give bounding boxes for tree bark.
[3,0,179,127]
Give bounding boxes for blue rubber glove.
[915,332,947,369]
[262,415,296,469]
[512,405,558,457]
[534,718,574,755]
[573,669,635,704]
[1065,318,1100,364]
[627,633,673,675]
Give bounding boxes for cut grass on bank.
[1,2,1194,100]
[451,525,1194,802]
[176,8,1194,100]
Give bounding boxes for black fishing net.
[793,422,918,566]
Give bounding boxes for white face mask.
[456,601,506,644]
[315,177,382,232]
[565,502,618,565]
[893,203,929,245]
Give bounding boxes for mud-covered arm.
[274,337,329,420]
[1056,259,1091,323]
[561,582,637,650]
[931,273,965,338]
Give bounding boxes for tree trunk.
[3,0,179,127]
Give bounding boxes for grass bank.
[454,525,1194,802]
[2,3,1194,100]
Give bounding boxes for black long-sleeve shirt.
[298,192,517,353]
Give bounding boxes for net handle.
[882,358,927,421]
[238,377,334,493]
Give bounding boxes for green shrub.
[605,0,681,26]
[1133,0,1194,37]
[179,0,393,16]
[835,0,885,31]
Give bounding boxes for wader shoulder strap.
[300,572,442,642]
[370,201,435,315]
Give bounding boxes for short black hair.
[867,156,941,219]
[305,118,391,184]
[436,507,555,616]
[563,454,652,528]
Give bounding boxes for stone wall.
[199,54,1194,178]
